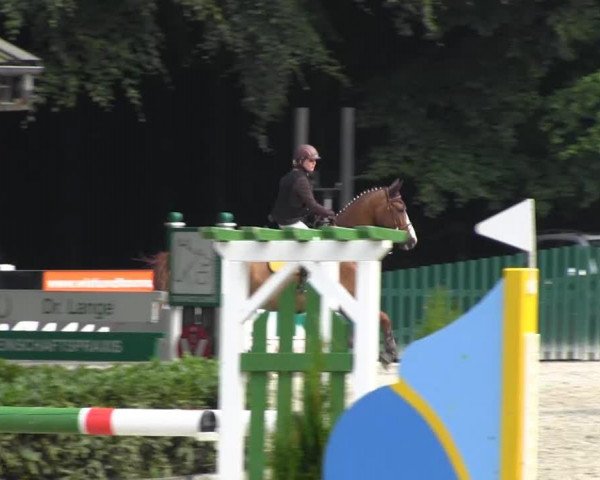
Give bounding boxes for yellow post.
[500,268,539,480]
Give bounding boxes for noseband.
[385,188,411,231]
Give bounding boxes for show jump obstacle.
[200,224,409,480]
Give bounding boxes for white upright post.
[352,260,381,401]
[217,258,248,480]
[319,261,340,347]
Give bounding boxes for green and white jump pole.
[0,406,215,438]
[0,406,277,440]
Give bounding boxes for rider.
[269,144,335,228]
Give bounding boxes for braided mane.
[336,187,386,215]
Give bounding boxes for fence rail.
[383,246,600,360]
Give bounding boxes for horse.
[148,178,417,364]
[249,178,417,363]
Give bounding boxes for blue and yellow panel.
[324,383,466,479]
[324,280,504,479]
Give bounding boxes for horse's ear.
[389,178,403,197]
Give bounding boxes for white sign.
[475,199,536,252]
[0,290,162,323]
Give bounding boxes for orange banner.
[43,270,154,292]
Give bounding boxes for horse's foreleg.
[379,311,398,363]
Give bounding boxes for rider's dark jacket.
[270,168,334,225]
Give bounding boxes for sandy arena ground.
[536,361,600,480]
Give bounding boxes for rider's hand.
[320,210,335,226]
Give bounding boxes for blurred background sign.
[168,229,220,306]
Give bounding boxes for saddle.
[265,213,329,289]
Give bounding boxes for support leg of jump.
[217,259,248,480]
[352,260,381,401]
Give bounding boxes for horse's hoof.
[378,352,392,368]
[384,334,398,361]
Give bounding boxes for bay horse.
[148,178,417,364]
[249,178,417,363]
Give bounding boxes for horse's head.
[375,179,418,250]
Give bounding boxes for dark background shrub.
[0,356,218,479]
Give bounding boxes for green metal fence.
[538,246,600,359]
[382,246,600,360]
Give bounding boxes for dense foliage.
[2,0,600,223]
[360,0,600,216]
[0,0,341,143]
[0,357,218,479]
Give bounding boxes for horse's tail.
[136,251,169,291]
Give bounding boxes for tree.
[0,0,164,109]
[358,0,600,218]
[4,0,600,223]
[0,0,343,144]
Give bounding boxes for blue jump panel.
[324,280,504,479]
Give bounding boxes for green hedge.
[415,287,463,340]
[0,356,219,480]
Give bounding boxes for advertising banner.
[0,290,162,324]
[0,331,162,361]
[43,270,154,292]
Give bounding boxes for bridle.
[385,187,411,231]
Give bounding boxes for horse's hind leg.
[379,311,398,363]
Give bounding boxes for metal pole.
[165,212,186,360]
[323,192,333,211]
[340,107,355,208]
[294,107,309,150]
[529,200,538,269]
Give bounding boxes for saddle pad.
[268,261,286,273]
